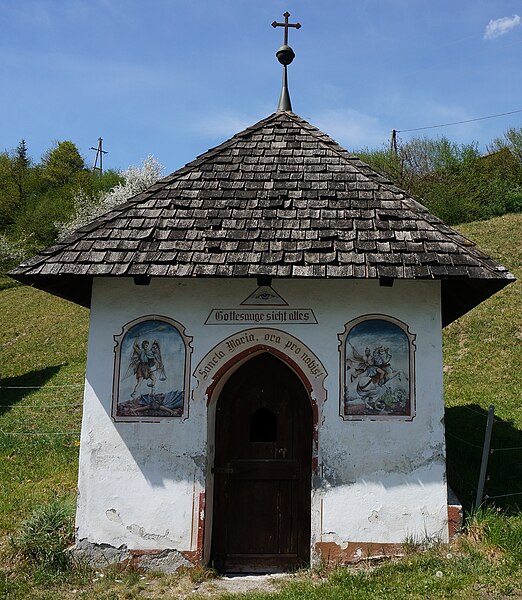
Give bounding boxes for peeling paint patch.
[448,500,463,539]
[105,509,122,524]
[191,454,206,471]
[195,492,205,562]
[126,524,176,544]
[368,510,380,523]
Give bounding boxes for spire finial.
[272,11,301,112]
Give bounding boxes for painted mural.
[112,316,192,421]
[339,316,416,420]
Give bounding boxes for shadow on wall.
[445,404,522,513]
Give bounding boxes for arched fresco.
[338,315,416,421]
[112,315,192,421]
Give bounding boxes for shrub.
[11,497,76,571]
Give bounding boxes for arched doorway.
[211,353,313,573]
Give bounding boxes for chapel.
[10,13,514,573]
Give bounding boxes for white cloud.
[484,14,521,40]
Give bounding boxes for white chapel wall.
[77,276,446,556]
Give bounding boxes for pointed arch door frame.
[192,329,327,568]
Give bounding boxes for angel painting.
[128,339,167,398]
[112,317,192,420]
[340,316,416,419]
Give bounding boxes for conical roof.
[9,111,514,325]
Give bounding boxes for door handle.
[277,447,288,458]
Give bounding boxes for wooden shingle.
[9,111,515,325]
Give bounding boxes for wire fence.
[0,379,84,437]
[446,404,522,507]
[2,381,522,506]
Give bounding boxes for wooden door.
[211,353,312,573]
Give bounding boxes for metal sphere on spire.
[276,45,295,66]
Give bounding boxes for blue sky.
[2,0,522,174]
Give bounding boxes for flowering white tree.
[57,155,164,239]
[0,232,35,272]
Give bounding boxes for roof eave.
[9,270,514,325]
[440,276,514,327]
[9,273,93,308]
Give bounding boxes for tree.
[488,127,522,164]
[10,139,31,206]
[0,231,36,273]
[0,141,33,229]
[0,153,18,228]
[58,155,164,239]
[357,134,522,224]
[40,140,86,187]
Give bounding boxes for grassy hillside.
[443,214,522,510]
[0,280,88,532]
[0,214,521,598]
[444,214,521,426]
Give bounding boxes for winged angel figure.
[126,338,167,398]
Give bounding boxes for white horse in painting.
[349,345,408,411]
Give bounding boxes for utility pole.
[390,129,398,158]
[90,137,108,176]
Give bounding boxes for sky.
[2,0,522,175]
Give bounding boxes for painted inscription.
[205,308,317,325]
[339,315,416,421]
[196,329,326,383]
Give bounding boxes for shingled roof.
[10,111,514,325]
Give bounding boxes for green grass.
[0,213,521,598]
[443,214,522,511]
[2,514,521,599]
[0,282,88,533]
[10,497,76,571]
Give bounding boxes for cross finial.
[272,11,301,46]
[272,12,301,112]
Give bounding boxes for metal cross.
[272,11,301,46]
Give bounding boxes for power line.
[1,404,82,409]
[397,108,522,134]
[0,384,83,389]
[446,431,483,449]
[0,429,80,436]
